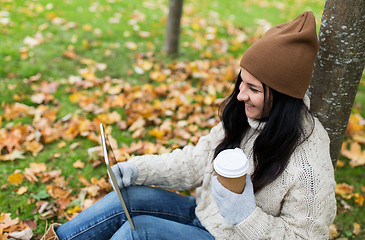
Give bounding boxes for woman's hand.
[211,175,256,225]
[111,162,138,190]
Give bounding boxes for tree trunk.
[163,0,184,56]
[309,0,365,168]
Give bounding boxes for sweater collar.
[247,117,266,131]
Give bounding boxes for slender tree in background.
[309,0,365,167]
[163,0,184,56]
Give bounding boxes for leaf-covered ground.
[0,0,364,239]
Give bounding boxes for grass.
[0,0,364,238]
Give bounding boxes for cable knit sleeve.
[233,120,337,239]
[128,122,224,191]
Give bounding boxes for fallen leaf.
[346,114,365,136]
[353,222,360,235]
[8,171,24,186]
[17,186,28,195]
[329,224,339,239]
[125,41,138,50]
[335,183,354,199]
[82,24,92,32]
[1,150,26,161]
[353,193,364,207]
[341,142,365,167]
[0,213,19,229]
[63,50,77,59]
[25,141,43,156]
[336,159,345,168]
[8,227,33,240]
[73,160,85,169]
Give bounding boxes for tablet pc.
[100,123,135,230]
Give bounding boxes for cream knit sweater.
[129,114,336,239]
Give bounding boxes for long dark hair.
[214,72,313,193]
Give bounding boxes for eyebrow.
[240,73,263,90]
[247,82,263,90]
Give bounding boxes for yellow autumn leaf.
[149,128,166,140]
[329,224,339,239]
[138,60,153,71]
[335,183,354,199]
[96,111,121,125]
[58,141,67,148]
[82,24,92,32]
[336,159,345,167]
[346,113,364,136]
[66,206,81,215]
[150,71,167,82]
[8,172,24,186]
[353,222,360,235]
[353,193,364,207]
[69,92,85,103]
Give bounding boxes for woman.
[43,11,336,240]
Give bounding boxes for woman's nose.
[237,90,248,102]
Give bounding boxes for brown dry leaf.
[58,141,67,148]
[41,170,62,183]
[353,222,360,235]
[128,117,146,132]
[17,186,28,195]
[73,160,85,169]
[84,185,100,197]
[335,183,354,199]
[24,168,38,184]
[1,150,26,161]
[63,50,77,59]
[31,92,54,104]
[341,142,365,167]
[8,227,33,240]
[1,103,33,121]
[78,175,90,187]
[19,47,29,60]
[0,213,19,229]
[150,71,168,82]
[353,134,365,145]
[46,184,72,200]
[329,224,340,239]
[96,111,121,125]
[7,171,24,186]
[0,128,22,153]
[25,141,43,156]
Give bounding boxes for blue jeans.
[56,186,214,239]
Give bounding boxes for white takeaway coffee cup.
[213,148,249,194]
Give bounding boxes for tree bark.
[309,0,365,168]
[163,0,184,56]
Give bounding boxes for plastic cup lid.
[213,148,249,178]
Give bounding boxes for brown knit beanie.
[240,11,319,99]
